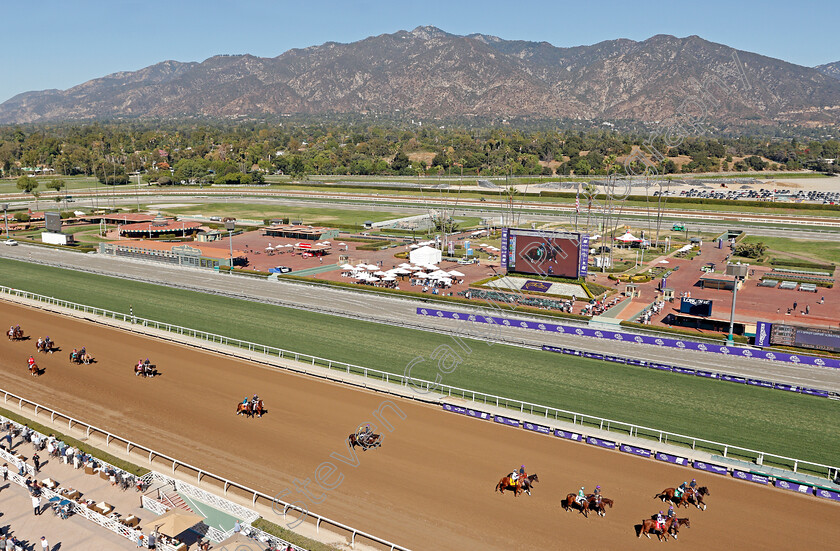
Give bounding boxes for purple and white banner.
[755,321,772,347]
[774,480,813,494]
[523,422,551,435]
[815,488,840,502]
[494,415,520,427]
[466,409,492,420]
[578,234,590,278]
[442,404,467,415]
[801,388,830,397]
[620,444,652,457]
[693,461,729,475]
[774,383,798,392]
[555,429,583,441]
[586,436,617,449]
[418,308,840,369]
[747,379,773,388]
[694,370,717,378]
[732,470,769,485]
[655,452,689,466]
[720,375,747,384]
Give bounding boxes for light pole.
[224,218,236,273]
[1,203,8,238]
[727,277,740,346]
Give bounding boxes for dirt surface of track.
[1,301,838,550]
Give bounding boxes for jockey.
[593,484,602,504]
[689,478,697,494]
[676,481,688,498]
[144,358,151,366]
[80,347,86,356]
[656,511,665,532]
[28,355,35,367]
[519,465,526,479]
[667,504,676,519]
[577,486,586,504]
[251,394,259,404]
[72,348,77,357]
[242,397,249,405]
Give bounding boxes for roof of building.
[265,224,336,235]
[119,220,202,233]
[81,213,157,223]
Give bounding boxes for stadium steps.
[161,491,193,513]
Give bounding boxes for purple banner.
[523,422,551,435]
[578,234,590,278]
[655,452,689,466]
[466,409,492,420]
[801,388,830,397]
[774,383,797,392]
[626,359,647,366]
[720,374,747,384]
[693,461,729,475]
[756,321,772,347]
[494,415,520,427]
[421,308,840,369]
[694,370,717,378]
[774,479,813,495]
[815,488,840,501]
[604,355,627,364]
[732,470,769,485]
[586,436,617,449]
[648,363,672,371]
[671,367,696,375]
[620,444,652,457]
[748,379,774,388]
[583,352,604,360]
[555,429,583,441]
[442,404,467,415]
[522,280,552,293]
[500,228,510,269]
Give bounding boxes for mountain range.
[1,26,839,126]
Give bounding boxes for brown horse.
[587,495,614,517]
[348,432,381,451]
[495,475,523,497]
[28,362,40,377]
[36,338,53,354]
[653,487,688,508]
[638,516,673,541]
[669,517,691,539]
[518,474,539,496]
[685,487,710,510]
[80,353,94,365]
[236,402,253,417]
[8,327,23,341]
[562,493,591,517]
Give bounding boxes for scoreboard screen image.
[771,324,840,353]
[501,229,589,278]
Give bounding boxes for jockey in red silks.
[28,355,35,367]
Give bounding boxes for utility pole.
[1,204,8,238]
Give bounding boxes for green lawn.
[159,203,414,227]
[0,175,113,193]
[742,236,840,266]
[0,258,837,470]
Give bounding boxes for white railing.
[0,387,409,551]
[0,445,35,476]
[141,495,169,515]
[1,285,836,484]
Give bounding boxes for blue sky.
[2,0,838,103]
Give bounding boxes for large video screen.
[770,324,840,353]
[501,229,589,278]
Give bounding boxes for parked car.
[269,266,292,274]
[3,239,18,246]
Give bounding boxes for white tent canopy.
[409,245,442,266]
[616,232,641,242]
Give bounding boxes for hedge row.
[770,258,836,271]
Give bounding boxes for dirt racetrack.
[1,301,838,550]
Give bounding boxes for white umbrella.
[382,276,396,281]
[409,244,420,249]
[374,271,388,276]
[480,243,489,247]
[355,273,368,279]
[340,263,354,270]
[440,278,453,285]
[394,268,411,275]
[339,242,346,245]
[368,276,380,282]
[659,260,670,264]
[399,263,412,268]
[265,246,274,251]
[448,270,465,277]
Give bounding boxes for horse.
[561,493,592,517]
[518,474,540,496]
[28,362,40,377]
[348,432,381,451]
[80,352,94,365]
[638,517,673,541]
[36,338,53,354]
[236,402,253,418]
[135,363,157,377]
[685,487,709,510]
[587,495,614,517]
[495,475,523,497]
[669,517,691,539]
[7,327,23,341]
[653,487,688,508]
[69,351,81,364]
[252,399,266,418]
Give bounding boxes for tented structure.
[409,245,442,266]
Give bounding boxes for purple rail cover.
[732,470,769,485]
[554,429,583,441]
[494,415,520,427]
[442,404,467,415]
[774,480,814,495]
[586,436,617,449]
[693,461,729,475]
[523,422,551,434]
[815,488,840,501]
[655,452,689,466]
[620,444,652,457]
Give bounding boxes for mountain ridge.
[1,26,839,126]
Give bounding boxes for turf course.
[0,257,836,470]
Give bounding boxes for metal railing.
[2,286,837,482]
[0,386,409,551]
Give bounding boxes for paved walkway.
[0,466,136,551]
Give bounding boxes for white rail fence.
[1,285,836,483]
[0,387,409,550]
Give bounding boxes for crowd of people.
[637,300,666,325]
[579,296,624,317]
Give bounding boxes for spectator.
[1,463,7,481]
[147,531,156,549]
[32,493,41,515]
[233,520,241,534]
[33,453,40,473]
[40,537,49,551]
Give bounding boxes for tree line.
[1,120,838,184]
